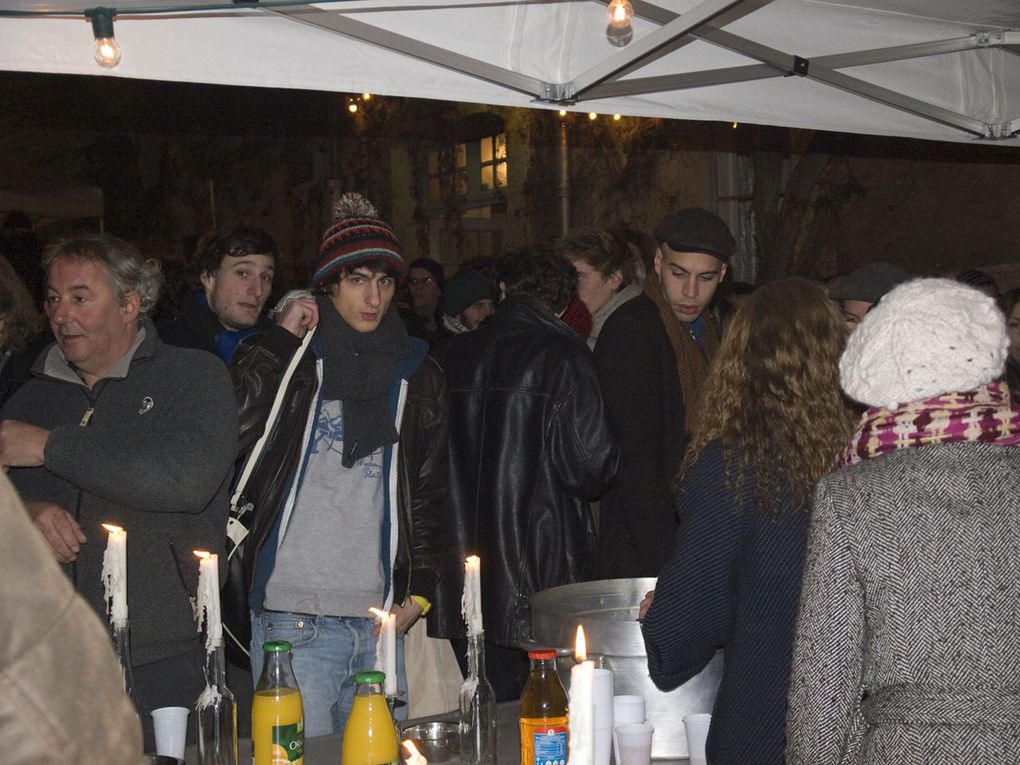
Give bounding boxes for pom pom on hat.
[839,278,1009,409]
[315,192,404,287]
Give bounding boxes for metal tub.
[526,578,722,760]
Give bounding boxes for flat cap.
[653,208,736,262]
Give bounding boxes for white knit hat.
[839,278,1009,409]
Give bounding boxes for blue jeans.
[251,610,408,739]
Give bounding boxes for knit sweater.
[3,321,238,665]
[641,440,809,765]
[787,441,1020,765]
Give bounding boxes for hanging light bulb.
[607,0,633,29]
[613,114,622,121]
[348,102,359,113]
[588,112,598,121]
[362,93,372,101]
[86,8,121,69]
[559,109,568,117]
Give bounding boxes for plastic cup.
[151,706,189,760]
[612,695,645,763]
[683,713,712,765]
[615,722,653,765]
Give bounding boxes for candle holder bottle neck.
[197,641,237,765]
[111,622,137,704]
[460,631,497,765]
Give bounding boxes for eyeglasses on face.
[408,277,435,287]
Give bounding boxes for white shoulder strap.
[229,326,316,513]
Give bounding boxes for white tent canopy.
[1,0,1018,145]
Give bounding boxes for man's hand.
[25,500,87,564]
[374,599,425,637]
[276,297,319,339]
[638,589,655,621]
[0,420,50,470]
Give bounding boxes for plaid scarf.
[838,379,1020,468]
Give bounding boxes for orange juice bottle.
[519,649,568,765]
[253,640,305,765]
[342,671,398,765]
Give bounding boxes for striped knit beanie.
[315,193,404,287]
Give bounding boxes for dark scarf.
[315,294,412,468]
[838,380,1020,468]
[643,272,721,434]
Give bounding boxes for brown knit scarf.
[643,272,721,433]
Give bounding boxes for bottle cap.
[528,649,557,660]
[262,640,294,653]
[354,670,386,685]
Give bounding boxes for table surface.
[185,701,688,764]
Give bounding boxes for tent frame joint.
[785,55,809,77]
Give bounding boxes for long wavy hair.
[681,277,855,515]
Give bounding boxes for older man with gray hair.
[0,234,238,752]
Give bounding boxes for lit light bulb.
[589,112,598,121]
[613,114,622,121]
[732,121,738,129]
[607,0,633,29]
[362,93,372,101]
[348,102,359,113]
[559,109,568,117]
[87,8,121,68]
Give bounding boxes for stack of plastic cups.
[591,668,614,765]
[612,695,645,764]
[683,713,712,765]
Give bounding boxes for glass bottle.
[253,640,304,765]
[342,671,398,765]
[459,632,497,765]
[519,649,569,765]
[111,622,137,704]
[196,640,238,765]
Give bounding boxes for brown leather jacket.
[231,323,448,609]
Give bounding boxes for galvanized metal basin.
[526,577,722,760]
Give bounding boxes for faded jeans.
[251,610,408,740]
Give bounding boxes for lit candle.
[461,554,483,636]
[369,607,398,696]
[567,625,594,765]
[193,550,222,652]
[402,739,428,765]
[101,523,127,629]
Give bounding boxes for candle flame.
[101,523,124,534]
[402,739,422,758]
[369,607,389,620]
[466,554,480,566]
[193,550,211,559]
[575,624,587,662]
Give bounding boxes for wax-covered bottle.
[519,649,568,765]
[253,640,304,765]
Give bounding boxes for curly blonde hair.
[681,277,855,515]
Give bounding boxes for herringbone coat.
[786,441,1020,764]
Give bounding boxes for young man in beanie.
[593,207,735,578]
[230,193,448,738]
[431,267,495,362]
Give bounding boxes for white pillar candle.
[568,625,594,765]
[402,739,428,765]
[461,554,483,636]
[370,607,398,696]
[193,550,222,652]
[101,523,128,629]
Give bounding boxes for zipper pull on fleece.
[79,406,95,427]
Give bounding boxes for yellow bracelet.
[409,595,432,616]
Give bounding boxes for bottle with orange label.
[519,649,569,765]
[253,640,305,765]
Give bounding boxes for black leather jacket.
[429,297,620,647]
[231,323,448,607]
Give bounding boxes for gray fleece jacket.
[3,320,238,665]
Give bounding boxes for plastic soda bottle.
[342,671,399,765]
[519,649,569,765]
[253,640,305,765]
